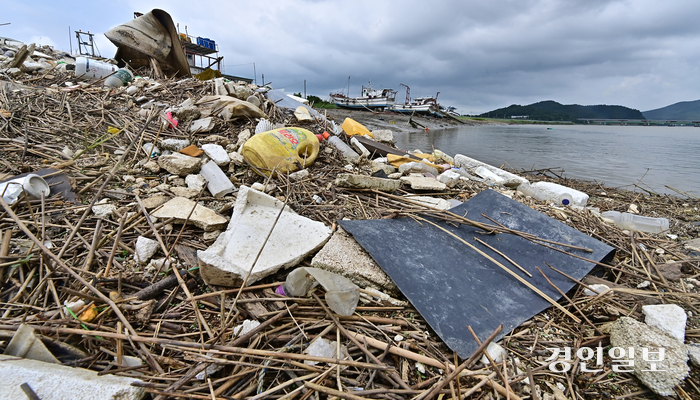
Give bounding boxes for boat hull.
[330,95,393,110]
[389,104,437,114]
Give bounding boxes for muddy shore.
[322,108,495,133]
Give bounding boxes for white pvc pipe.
[0,174,50,205]
[200,161,235,198]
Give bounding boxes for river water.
[393,124,699,196]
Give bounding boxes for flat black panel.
[340,189,614,358]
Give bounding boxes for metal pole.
[347,75,351,97]
[253,63,256,85]
[69,26,72,55]
[304,80,306,98]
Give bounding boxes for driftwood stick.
[0,196,164,374]
[312,292,411,390]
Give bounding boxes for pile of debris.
[2,31,700,400]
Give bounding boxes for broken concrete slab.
[140,194,169,210]
[642,304,687,341]
[0,354,145,400]
[399,175,447,191]
[610,317,689,396]
[170,187,200,198]
[151,197,227,232]
[335,173,401,193]
[198,186,331,286]
[158,152,202,176]
[311,227,398,295]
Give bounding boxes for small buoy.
[424,127,430,131]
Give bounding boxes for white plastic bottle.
[327,136,360,162]
[601,211,669,233]
[517,181,588,206]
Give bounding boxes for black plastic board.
[340,189,614,359]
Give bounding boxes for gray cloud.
[4,0,700,114]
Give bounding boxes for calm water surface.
[393,124,699,196]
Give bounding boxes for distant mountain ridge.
[481,100,644,121]
[643,100,700,120]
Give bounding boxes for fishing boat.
[389,84,440,115]
[390,96,441,115]
[329,82,397,110]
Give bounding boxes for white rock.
[157,152,202,176]
[371,129,394,143]
[642,304,687,341]
[637,280,651,289]
[91,199,116,218]
[583,284,610,296]
[394,334,404,342]
[202,143,231,166]
[233,319,261,336]
[160,138,190,152]
[135,236,160,264]
[289,169,310,181]
[480,342,507,365]
[185,174,207,191]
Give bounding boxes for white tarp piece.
[198,186,332,286]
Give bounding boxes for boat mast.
[400,83,410,105]
[347,75,351,97]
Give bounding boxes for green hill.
[643,100,700,120]
[480,100,644,122]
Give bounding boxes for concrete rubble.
[610,317,689,396]
[311,227,398,294]
[198,186,332,286]
[151,197,228,231]
[0,20,698,400]
[0,355,146,400]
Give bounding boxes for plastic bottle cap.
[561,198,570,206]
[322,132,330,139]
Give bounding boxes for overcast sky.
[4,1,700,114]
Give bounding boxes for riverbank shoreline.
[321,108,499,134]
